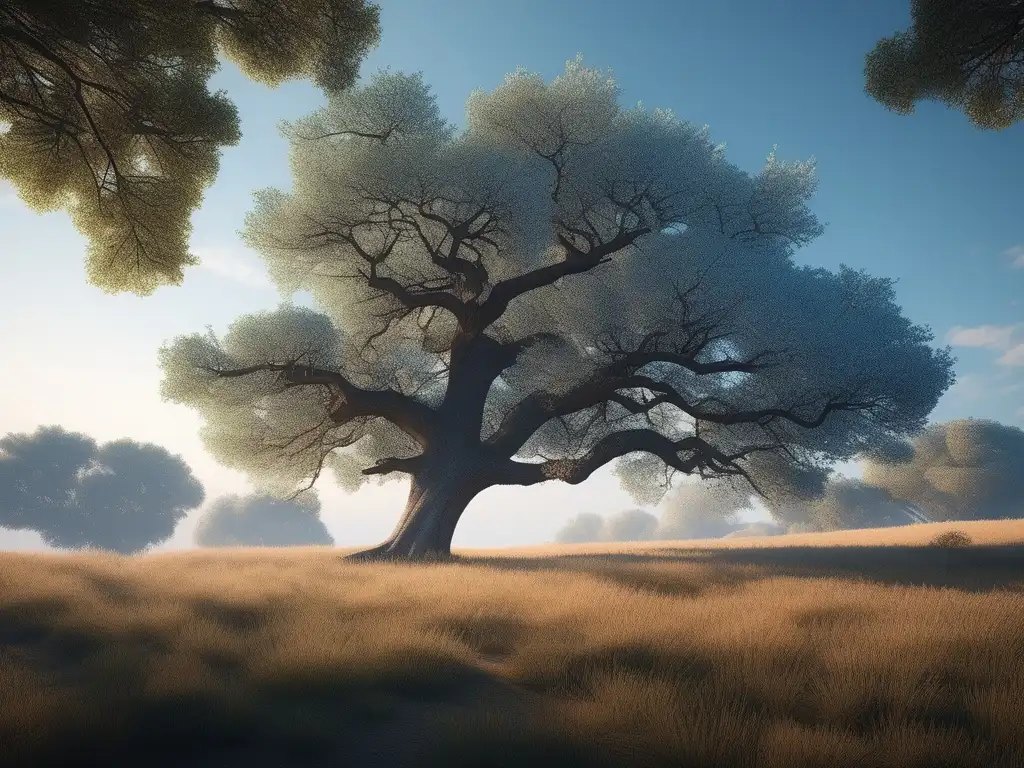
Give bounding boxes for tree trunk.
[346,457,482,562]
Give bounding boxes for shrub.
[929,529,972,548]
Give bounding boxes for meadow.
[2,519,1023,767]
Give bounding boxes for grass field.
[2,519,1023,767]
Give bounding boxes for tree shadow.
[451,544,1024,594]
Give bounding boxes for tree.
[863,418,1024,521]
[604,508,659,542]
[654,481,748,540]
[0,0,380,294]
[158,59,956,561]
[865,0,1024,129]
[0,425,204,552]
[554,512,606,544]
[194,491,333,547]
[553,508,658,544]
[774,476,924,532]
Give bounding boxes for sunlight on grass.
[2,521,1023,766]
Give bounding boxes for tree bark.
[346,456,482,562]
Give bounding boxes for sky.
[1,0,1022,553]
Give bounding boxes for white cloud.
[192,244,272,289]
[1005,244,1024,269]
[945,324,1018,350]
[996,344,1024,367]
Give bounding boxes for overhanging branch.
[362,455,424,476]
[201,361,437,446]
[496,430,781,489]
[486,364,881,459]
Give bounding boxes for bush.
[929,529,972,548]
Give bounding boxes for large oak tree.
[0,0,379,293]
[159,60,956,561]
[865,0,1024,129]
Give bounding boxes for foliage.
[555,508,659,544]
[773,477,918,532]
[654,481,749,539]
[555,512,610,544]
[0,425,204,552]
[865,0,1024,129]
[930,528,972,547]
[0,0,380,293]
[863,418,1024,522]
[193,491,333,547]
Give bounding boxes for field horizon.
[2,518,1023,767]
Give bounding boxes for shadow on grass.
[451,543,1024,594]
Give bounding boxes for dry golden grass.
[2,520,1023,767]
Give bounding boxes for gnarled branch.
[362,455,424,476]
[497,430,781,490]
[201,361,437,446]
[487,363,881,459]
[478,226,651,328]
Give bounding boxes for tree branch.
[201,361,437,446]
[478,226,651,328]
[496,430,780,488]
[486,364,880,459]
[362,455,424,476]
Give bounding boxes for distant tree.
[553,485,757,543]
[863,418,1024,521]
[554,512,606,544]
[0,0,380,294]
[194,492,333,547]
[654,481,747,540]
[605,508,659,541]
[865,0,1024,129]
[776,476,921,532]
[553,508,657,544]
[159,59,956,561]
[0,425,204,552]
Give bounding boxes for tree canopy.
[553,488,745,544]
[774,476,923,532]
[0,425,204,552]
[554,512,607,544]
[655,481,749,540]
[160,59,956,560]
[194,491,333,547]
[865,0,1024,129]
[0,0,380,294]
[554,508,658,544]
[863,418,1024,521]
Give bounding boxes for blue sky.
[1,0,1022,551]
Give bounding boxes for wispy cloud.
[1005,244,1024,269]
[996,344,1024,367]
[192,244,272,289]
[946,324,1018,350]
